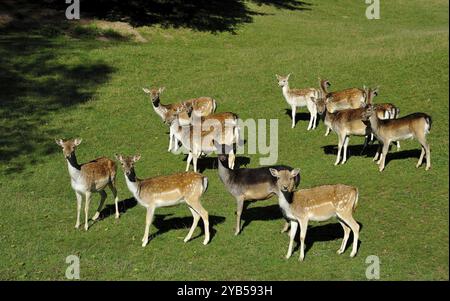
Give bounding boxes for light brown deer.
[56,138,119,231]
[315,91,371,166]
[115,154,210,247]
[361,104,432,172]
[270,169,360,261]
[372,104,401,150]
[276,74,320,130]
[142,87,217,151]
[319,78,367,113]
[170,110,239,172]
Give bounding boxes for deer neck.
[66,153,81,179]
[124,168,140,198]
[320,82,329,94]
[217,157,232,185]
[368,114,380,132]
[282,84,291,99]
[276,189,296,221]
[152,97,168,120]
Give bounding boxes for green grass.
[0,0,448,280]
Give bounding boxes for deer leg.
[416,146,425,168]
[84,191,92,231]
[360,135,369,155]
[341,136,350,164]
[168,130,173,152]
[193,154,198,173]
[75,192,82,229]
[425,143,431,171]
[235,197,244,236]
[281,221,290,234]
[92,190,107,221]
[298,218,309,261]
[228,150,235,169]
[373,143,382,162]
[338,213,360,257]
[335,134,344,165]
[187,193,210,245]
[291,105,296,129]
[108,182,120,219]
[307,103,315,131]
[325,126,331,136]
[197,205,210,245]
[379,142,390,172]
[286,221,298,259]
[184,207,200,243]
[337,221,351,254]
[417,135,431,170]
[173,136,180,152]
[185,152,193,172]
[396,141,401,150]
[142,206,155,247]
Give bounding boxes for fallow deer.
[214,142,300,235]
[318,79,367,136]
[170,110,239,172]
[142,87,217,151]
[319,78,367,112]
[270,169,360,261]
[361,104,432,172]
[115,154,210,247]
[315,92,371,165]
[371,102,401,150]
[55,138,119,231]
[276,74,319,130]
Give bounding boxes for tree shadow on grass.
[38,0,312,34]
[0,35,115,174]
[0,0,118,175]
[148,213,226,243]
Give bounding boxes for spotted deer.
[361,104,432,172]
[319,79,367,136]
[276,74,319,130]
[270,169,360,261]
[170,110,239,172]
[315,93,371,165]
[142,87,217,151]
[364,87,401,150]
[115,154,210,247]
[55,138,119,231]
[214,141,300,235]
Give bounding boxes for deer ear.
[114,153,123,161]
[133,154,141,162]
[269,168,279,178]
[73,138,82,146]
[290,168,300,178]
[142,88,150,94]
[373,86,379,96]
[55,139,64,147]
[159,87,165,94]
[286,73,291,79]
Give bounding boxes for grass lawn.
[0,0,448,280]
